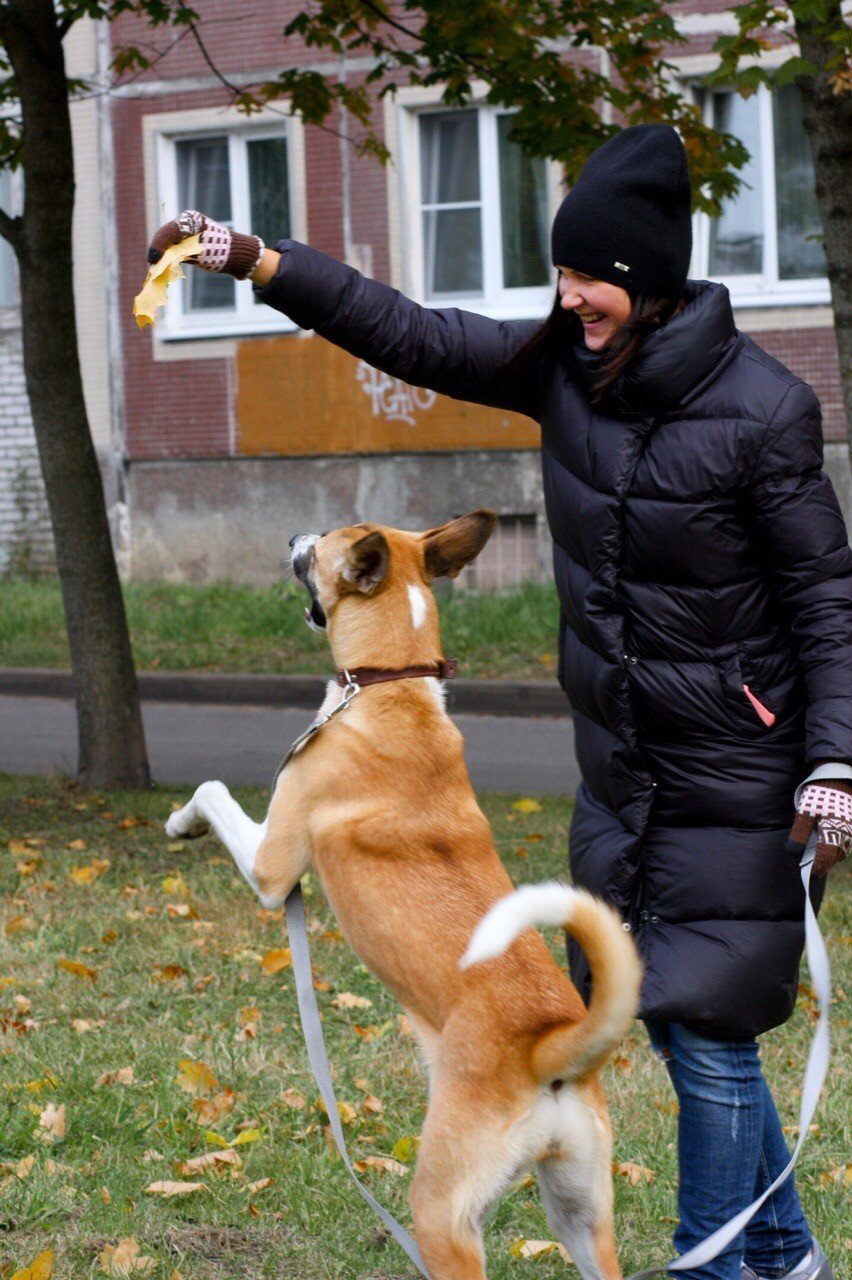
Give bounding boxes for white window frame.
[688,80,829,308]
[144,105,307,341]
[387,84,562,320]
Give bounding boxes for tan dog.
[165,511,642,1280]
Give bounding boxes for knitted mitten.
[786,779,852,876]
[147,210,264,280]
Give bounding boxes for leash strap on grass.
[627,836,831,1279]
[285,884,433,1279]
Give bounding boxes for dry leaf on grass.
[231,1127,262,1146]
[152,965,188,983]
[352,1155,408,1177]
[99,1236,155,1276]
[245,1177,273,1194]
[332,991,372,1010]
[15,1155,35,1179]
[35,1102,66,1144]
[133,236,202,328]
[176,1148,241,1176]
[193,1089,235,1125]
[10,1249,53,1280]
[69,859,110,885]
[165,902,198,920]
[260,948,292,975]
[145,1179,206,1198]
[58,958,96,982]
[360,1094,384,1115]
[391,1135,419,1163]
[613,1161,655,1185]
[73,1018,105,1033]
[6,915,35,935]
[67,838,88,851]
[95,1067,135,1088]
[512,798,542,814]
[820,1163,851,1186]
[508,1239,572,1262]
[281,1089,307,1110]
[175,1058,218,1096]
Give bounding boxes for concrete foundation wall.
[128,451,545,584]
[128,443,852,585]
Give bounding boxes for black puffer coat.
[257,241,852,1039]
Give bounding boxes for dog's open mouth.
[305,595,327,632]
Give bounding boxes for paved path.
[0,695,580,797]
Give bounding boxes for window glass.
[248,136,290,248]
[497,116,550,289]
[420,112,482,297]
[176,136,235,311]
[0,169,17,308]
[709,92,763,276]
[773,84,825,280]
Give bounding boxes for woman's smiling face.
[556,267,633,351]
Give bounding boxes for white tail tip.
[460,882,577,970]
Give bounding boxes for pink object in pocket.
[742,683,776,727]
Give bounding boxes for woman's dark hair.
[499,282,681,406]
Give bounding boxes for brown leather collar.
[336,659,458,688]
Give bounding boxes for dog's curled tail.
[460,882,642,1083]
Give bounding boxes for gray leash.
[278,691,830,1279]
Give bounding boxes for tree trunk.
[794,1,852,465]
[2,1,150,788]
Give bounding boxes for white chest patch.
[407,583,427,630]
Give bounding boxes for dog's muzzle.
[289,533,327,631]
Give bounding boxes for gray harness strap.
[277,689,830,1280]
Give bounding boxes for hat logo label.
[614,261,630,272]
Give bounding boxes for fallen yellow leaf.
[58,958,97,983]
[133,236,201,328]
[231,1127,262,1146]
[69,859,110,885]
[512,798,542,814]
[193,1089,235,1124]
[352,1155,408,1177]
[16,1155,35,1179]
[10,1249,54,1280]
[613,1161,655,1185]
[360,1094,384,1115]
[391,1135,420,1163]
[508,1238,572,1261]
[281,1088,307,1110]
[67,838,88,851]
[73,1018,105,1033]
[246,1177,273,1194]
[176,1148,241,1176]
[261,948,292,975]
[175,1058,218,1096]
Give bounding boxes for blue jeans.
[644,1021,812,1280]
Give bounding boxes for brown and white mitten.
[786,779,852,877]
[147,210,264,280]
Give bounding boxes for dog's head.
[289,511,496,645]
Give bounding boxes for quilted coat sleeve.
[748,380,852,765]
[252,239,543,419]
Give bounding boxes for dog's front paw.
[165,803,210,840]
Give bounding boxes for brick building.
[2,3,849,584]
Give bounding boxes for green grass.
[0,578,560,680]
[0,775,849,1279]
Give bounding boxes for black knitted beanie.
[550,124,693,299]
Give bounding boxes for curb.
[0,668,570,719]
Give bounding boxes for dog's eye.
[320,531,329,538]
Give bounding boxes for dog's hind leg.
[410,1074,531,1280]
[165,780,270,902]
[535,1148,621,1280]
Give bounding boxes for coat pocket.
[717,646,802,734]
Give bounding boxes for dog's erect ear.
[342,530,390,594]
[422,510,497,580]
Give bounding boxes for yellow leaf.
[133,236,201,329]
[512,798,542,814]
[144,1179,205,1197]
[614,1161,655,1185]
[391,1135,419,1163]
[332,991,372,1010]
[161,872,189,897]
[67,838,88,851]
[337,1101,357,1124]
[165,902,197,919]
[69,859,110,885]
[508,1238,572,1261]
[6,915,35,935]
[95,1067,135,1088]
[152,965,188,983]
[175,1058,218,1096]
[35,1102,66,1144]
[100,1185,111,1204]
[15,1155,35,1179]
[166,842,185,854]
[360,1094,384,1116]
[73,1018,105,1034]
[202,1129,231,1148]
[10,1249,54,1280]
[231,1127,262,1146]
[820,1162,851,1186]
[58,958,97,983]
[98,1237,155,1275]
[260,948,292,975]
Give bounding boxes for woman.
[148,124,850,1280]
